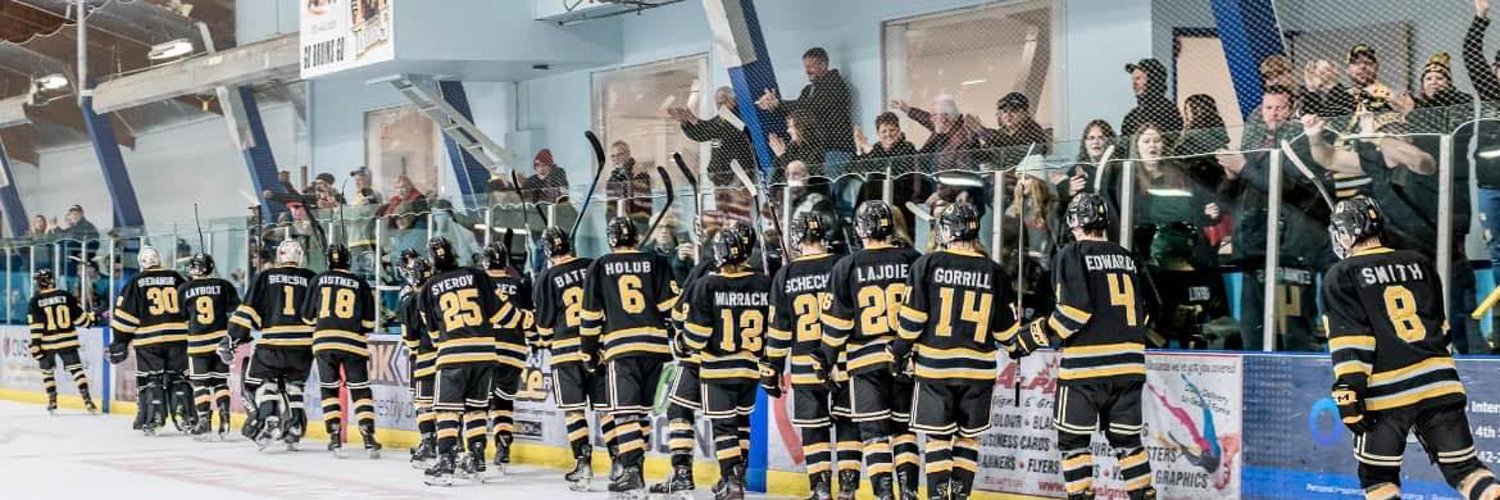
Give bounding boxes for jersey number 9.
[194,296,214,325]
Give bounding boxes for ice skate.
[361,425,383,459]
[804,471,832,500]
[410,433,436,469]
[216,408,231,441]
[712,467,745,500]
[835,471,861,500]
[491,434,512,471]
[423,452,457,486]
[897,469,919,500]
[461,452,490,483]
[608,465,645,499]
[327,427,345,458]
[254,416,282,451]
[565,454,594,492]
[648,465,695,499]
[872,475,896,500]
[83,398,98,416]
[46,394,57,415]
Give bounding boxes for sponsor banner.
[0,326,105,401]
[1242,354,1500,499]
[305,334,414,430]
[300,0,395,79]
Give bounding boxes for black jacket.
[780,70,855,157]
[681,113,757,189]
[1121,93,1183,138]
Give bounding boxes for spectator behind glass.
[1006,173,1055,263]
[1130,123,1212,250]
[604,140,654,229]
[769,108,824,171]
[1410,53,1474,134]
[668,86,755,223]
[1055,120,1121,246]
[756,47,855,164]
[1177,94,1230,188]
[854,111,922,238]
[521,148,571,204]
[1463,0,1500,335]
[28,214,47,238]
[972,92,1052,168]
[642,220,692,285]
[1121,58,1184,138]
[380,174,428,218]
[1302,58,1355,120]
[350,168,381,206]
[891,95,983,171]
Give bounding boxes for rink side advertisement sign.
[300,0,395,79]
[0,326,104,401]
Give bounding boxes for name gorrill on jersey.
[715,291,769,307]
[430,274,474,294]
[1360,262,1425,286]
[855,264,909,283]
[783,274,828,294]
[933,269,992,290]
[605,260,651,276]
[1083,255,1136,272]
[267,274,309,287]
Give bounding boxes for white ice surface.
[0,400,781,499]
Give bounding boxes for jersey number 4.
[1106,274,1138,326]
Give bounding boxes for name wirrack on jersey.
[715,291,769,307]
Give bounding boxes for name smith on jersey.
[1360,263,1424,285]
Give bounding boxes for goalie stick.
[568,130,608,240]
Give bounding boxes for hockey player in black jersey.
[111,246,191,435]
[223,240,317,450]
[300,243,380,457]
[683,227,772,500]
[28,268,98,415]
[767,212,863,500]
[178,253,239,439]
[532,227,600,490]
[656,225,714,498]
[580,217,681,496]
[821,200,922,500]
[482,241,534,472]
[1012,193,1155,500]
[894,202,1018,500]
[398,250,439,468]
[419,237,529,486]
[1323,196,1499,500]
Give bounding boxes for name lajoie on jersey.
[855,263,910,284]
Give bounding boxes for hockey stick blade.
[905,201,934,222]
[511,170,548,226]
[1092,145,1116,193]
[641,166,677,247]
[673,152,701,219]
[568,130,609,240]
[1279,139,1336,210]
[729,159,758,198]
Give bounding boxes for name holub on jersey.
[430,274,474,294]
[605,261,651,276]
[1083,255,1136,272]
[183,285,222,300]
[715,291,769,307]
[1360,262,1424,286]
[551,267,588,289]
[138,276,180,287]
[855,264,909,283]
[783,274,828,294]
[934,269,992,290]
[268,274,309,287]
[317,275,362,289]
[36,295,67,307]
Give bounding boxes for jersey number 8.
[1383,285,1426,342]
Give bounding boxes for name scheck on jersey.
[766,255,838,387]
[822,246,921,374]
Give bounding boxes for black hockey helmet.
[188,253,216,278]
[606,217,639,248]
[1066,193,1111,231]
[938,201,981,243]
[483,241,509,271]
[1329,195,1385,259]
[33,268,54,290]
[541,226,572,258]
[326,243,351,271]
[401,255,433,288]
[791,211,832,246]
[712,224,753,269]
[853,200,895,241]
[428,236,457,271]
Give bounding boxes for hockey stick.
[1091,145,1117,193]
[194,203,207,254]
[729,159,757,198]
[673,152,701,232]
[512,170,549,225]
[639,166,676,249]
[1279,139,1337,210]
[1473,287,1500,320]
[568,130,608,241]
[905,202,933,222]
[729,159,789,265]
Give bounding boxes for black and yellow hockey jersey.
[29,289,91,352]
[896,249,1018,382]
[179,277,241,356]
[670,260,715,366]
[229,265,316,349]
[112,268,189,347]
[301,269,376,357]
[767,253,837,386]
[400,285,436,379]
[683,271,772,381]
[822,244,921,374]
[420,267,528,368]
[580,251,679,361]
[1323,246,1462,412]
[490,269,535,369]
[1048,240,1150,382]
[534,257,592,366]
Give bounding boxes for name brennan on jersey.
[316,275,362,289]
[783,274,828,294]
[1360,262,1424,285]
[1084,255,1137,272]
[183,285,222,300]
[604,260,652,276]
[855,264,910,284]
[933,269,992,289]
[714,291,769,307]
[430,274,474,294]
[268,274,309,287]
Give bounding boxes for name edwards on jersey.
[1083,254,1137,273]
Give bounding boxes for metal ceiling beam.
[0,127,37,165]
[18,0,199,48]
[22,101,133,148]
[91,33,297,113]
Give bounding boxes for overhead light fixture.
[148,38,194,60]
[35,73,69,91]
[961,79,987,86]
[1480,148,1500,160]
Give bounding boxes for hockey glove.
[27,342,42,360]
[1008,320,1050,359]
[759,361,783,399]
[216,337,237,366]
[1332,382,1377,435]
[107,341,130,365]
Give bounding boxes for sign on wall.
[300,0,396,79]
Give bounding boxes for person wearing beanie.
[1121,58,1183,138]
